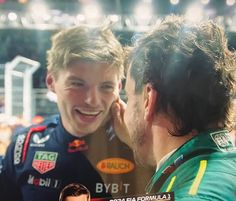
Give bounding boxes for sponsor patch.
[14,134,26,165]
[32,151,58,174]
[96,158,134,174]
[210,131,234,152]
[27,174,61,189]
[68,139,88,152]
[96,182,130,194]
[30,133,50,147]
[32,133,50,144]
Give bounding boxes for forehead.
[59,61,120,80]
[70,60,118,72]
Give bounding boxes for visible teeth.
[77,110,100,115]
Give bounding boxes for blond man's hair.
[47,24,124,79]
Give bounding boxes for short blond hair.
[47,24,124,79]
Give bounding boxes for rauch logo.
[96,158,134,174]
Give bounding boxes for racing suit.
[145,129,236,201]
[1,115,152,201]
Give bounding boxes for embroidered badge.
[30,133,50,147]
[68,139,88,152]
[210,131,234,152]
[33,133,50,144]
[32,151,58,174]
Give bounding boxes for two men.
[2,14,236,201]
[112,15,236,200]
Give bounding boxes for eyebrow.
[67,76,84,82]
[101,81,116,85]
[67,76,116,85]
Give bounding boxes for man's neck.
[152,125,196,166]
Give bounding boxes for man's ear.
[144,83,157,122]
[46,73,55,93]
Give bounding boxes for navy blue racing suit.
[0,115,111,201]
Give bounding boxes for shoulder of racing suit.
[11,114,59,166]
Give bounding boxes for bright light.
[170,0,179,5]
[82,3,102,19]
[108,14,119,23]
[8,12,18,21]
[135,2,152,17]
[134,2,152,26]
[226,0,235,6]
[185,4,204,22]
[76,14,85,22]
[42,14,51,22]
[18,0,28,4]
[201,0,210,5]
[29,2,49,19]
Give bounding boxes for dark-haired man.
[112,15,236,200]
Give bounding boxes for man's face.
[46,61,120,137]
[124,70,154,166]
[65,194,89,201]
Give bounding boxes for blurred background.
[0,0,236,154]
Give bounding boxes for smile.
[75,109,101,116]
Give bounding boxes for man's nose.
[84,87,100,106]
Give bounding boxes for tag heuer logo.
[32,151,58,174]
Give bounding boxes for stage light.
[108,14,119,23]
[185,3,204,22]
[76,14,85,22]
[8,12,18,21]
[170,0,179,5]
[82,3,102,19]
[135,2,152,17]
[28,1,52,27]
[201,0,210,5]
[29,1,49,19]
[18,0,28,4]
[226,0,235,6]
[134,2,153,27]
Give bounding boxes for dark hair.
[59,183,90,201]
[128,15,236,135]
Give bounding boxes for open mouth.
[75,109,102,117]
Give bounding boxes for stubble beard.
[130,105,154,167]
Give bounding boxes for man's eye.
[71,82,83,86]
[101,85,114,92]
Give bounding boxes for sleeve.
[0,134,23,201]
